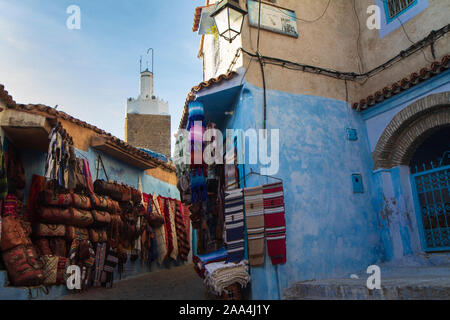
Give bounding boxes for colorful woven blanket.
[244,186,265,266]
[224,188,245,263]
[263,182,286,265]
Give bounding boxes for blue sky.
[0,0,204,156]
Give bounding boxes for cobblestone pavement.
[63,263,205,300]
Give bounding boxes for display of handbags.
[2,245,44,287]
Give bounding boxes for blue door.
[411,164,450,252]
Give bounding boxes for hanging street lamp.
[210,0,248,43]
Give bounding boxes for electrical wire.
[275,0,331,23]
[353,0,365,74]
[397,16,434,63]
[238,23,449,82]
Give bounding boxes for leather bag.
[49,238,67,257]
[90,194,109,211]
[71,193,91,210]
[35,238,52,256]
[40,255,58,286]
[56,257,68,285]
[69,208,94,227]
[35,223,66,237]
[39,207,72,224]
[2,245,44,287]
[1,216,31,251]
[66,226,89,241]
[89,229,108,243]
[91,210,111,227]
[38,190,73,207]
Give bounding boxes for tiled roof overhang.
[6,103,175,172]
[352,55,450,111]
[0,84,16,108]
[178,71,238,130]
[192,4,214,32]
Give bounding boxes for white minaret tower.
[125,49,171,158]
[139,69,154,100]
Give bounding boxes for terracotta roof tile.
[353,55,450,111]
[0,84,16,108]
[178,71,238,130]
[192,4,214,32]
[8,103,175,171]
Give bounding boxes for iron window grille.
[384,0,417,20]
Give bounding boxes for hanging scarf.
[82,159,95,194]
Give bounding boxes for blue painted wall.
[224,83,384,299]
[362,71,450,263]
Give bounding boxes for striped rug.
[263,182,287,265]
[224,188,245,263]
[244,186,265,266]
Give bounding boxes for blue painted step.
[0,270,68,300]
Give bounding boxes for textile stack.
[203,260,250,297]
[193,246,227,278]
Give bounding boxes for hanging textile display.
[0,139,8,200]
[263,182,287,265]
[152,194,168,265]
[175,201,189,261]
[168,199,179,261]
[188,101,207,203]
[93,242,107,287]
[224,188,245,263]
[160,197,174,259]
[244,186,265,266]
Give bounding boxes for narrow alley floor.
[63,263,205,300]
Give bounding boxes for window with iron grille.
[384,0,417,20]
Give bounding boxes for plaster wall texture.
[125,113,172,157]
[203,0,449,103]
[225,83,383,299]
[126,97,169,115]
[353,0,450,101]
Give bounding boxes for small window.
[384,0,417,22]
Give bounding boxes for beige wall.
[202,0,449,103]
[353,0,450,101]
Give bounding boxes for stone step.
[284,266,450,300]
